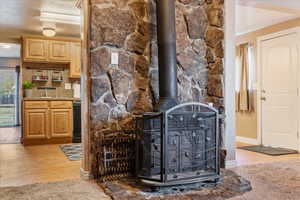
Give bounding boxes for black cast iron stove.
[136,103,220,187]
[135,0,220,188]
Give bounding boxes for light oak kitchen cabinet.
[22,35,81,78]
[49,40,70,62]
[23,100,73,145]
[70,42,81,78]
[50,109,73,138]
[49,101,73,138]
[23,38,49,62]
[24,108,48,139]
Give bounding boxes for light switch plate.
[111,52,119,65]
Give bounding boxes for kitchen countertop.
[23,97,81,101]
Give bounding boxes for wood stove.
[95,0,223,188]
[135,0,221,187]
[136,103,220,186]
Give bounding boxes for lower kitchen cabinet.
[50,109,73,138]
[23,100,73,145]
[24,109,48,139]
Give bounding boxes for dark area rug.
[238,145,298,156]
[59,144,82,161]
[99,169,252,200]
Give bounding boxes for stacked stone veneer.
[90,0,225,173]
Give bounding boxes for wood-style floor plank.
[0,142,80,187]
[1,128,300,187]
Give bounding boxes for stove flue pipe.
[154,0,178,112]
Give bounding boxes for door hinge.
[297,131,299,139]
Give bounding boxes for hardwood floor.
[0,143,80,187]
[0,127,21,144]
[0,128,299,188]
[236,142,300,166]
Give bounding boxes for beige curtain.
[236,43,254,112]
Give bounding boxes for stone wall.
[90,0,224,173]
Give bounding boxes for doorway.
[0,67,19,127]
[0,43,21,144]
[259,31,300,151]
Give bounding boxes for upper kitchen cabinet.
[49,41,70,62]
[70,42,81,78]
[22,35,81,78]
[23,38,48,62]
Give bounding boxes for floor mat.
[238,145,298,156]
[59,144,82,161]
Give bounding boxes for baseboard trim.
[236,136,259,145]
[225,160,237,169]
[80,168,93,180]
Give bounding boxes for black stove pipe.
[154,0,178,112]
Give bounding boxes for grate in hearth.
[95,130,136,182]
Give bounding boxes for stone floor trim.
[98,170,252,200]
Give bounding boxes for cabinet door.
[49,41,70,62]
[23,39,48,62]
[24,109,48,139]
[70,42,81,78]
[50,109,73,138]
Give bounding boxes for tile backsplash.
[22,62,80,98]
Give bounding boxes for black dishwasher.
[73,101,81,143]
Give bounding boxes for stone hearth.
[99,170,251,200]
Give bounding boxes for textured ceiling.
[0,0,80,43]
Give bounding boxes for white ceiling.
[0,0,80,43]
[238,0,300,12]
[236,0,300,35]
[1,0,300,47]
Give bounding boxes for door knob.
[261,97,266,101]
[261,89,266,93]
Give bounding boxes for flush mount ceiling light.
[42,27,56,37]
[42,22,56,37]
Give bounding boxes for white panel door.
[261,33,299,150]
